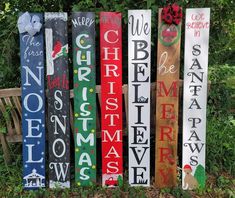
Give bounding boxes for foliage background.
[0,0,234,87]
[0,0,234,196]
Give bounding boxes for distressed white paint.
[45,12,67,21]
[45,28,54,75]
[182,8,210,190]
[128,10,151,187]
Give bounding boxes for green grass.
[0,148,234,198]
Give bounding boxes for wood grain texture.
[155,8,181,188]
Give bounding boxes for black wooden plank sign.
[18,12,46,190]
[45,12,70,188]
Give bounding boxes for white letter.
[23,66,43,86]
[78,153,92,166]
[49,162,69,181]
[76,34,91,49]
[107,161,119,173]
[54,90,63,110]
[77,133,94,146]
[104,114,119,126]
[106,98,118,110]
[80,167,90,180]
[50,115,67,135]
[104,64,119,77]
[80,102,90,116]
[102,129,122,142]
[26,144,43,163]
[52,138,66,158]
[77,118,93,131]
[78,67,91,81]
[26,119,42,138]
[105,146,120,158]
[23,93,43,113]
[104,30,119,43]
[103,48,119,60]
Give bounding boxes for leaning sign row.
[18,8,210,190]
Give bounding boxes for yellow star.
[91,129,95,133]
[75,148,79,152]
[82,55,86,60]
[74,69,78,74]
[75,113,79,117]
[92,165,96,169]
[89,88,94,93]
[80,39,84,44]
[77,182,81,186]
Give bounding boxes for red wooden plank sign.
[100,12,123,187]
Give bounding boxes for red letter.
[159,147,174,163]
[158,81,177,97]
[160,126,173,141]
[161,104,175,120]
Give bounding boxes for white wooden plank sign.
[182,8,210,190]
[128,10,151,186]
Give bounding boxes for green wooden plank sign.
[72,12,96,186]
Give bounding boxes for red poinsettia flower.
[173,10,183,19]
[173,17,181,25]
[163,5,171,14]
[164,13,173,24]
[161,3,182,25]
[172,3,180,13]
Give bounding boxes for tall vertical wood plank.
[182,8,210,190]
[19,12,46,190]
[155,8,182,188]
[72,12,96,186]
[128,10,151,186]
[45,12,70,188]
[100,12,123,187]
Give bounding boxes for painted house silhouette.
[23,169,45,188]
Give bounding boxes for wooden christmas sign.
[18,12,46,189]
[45,12,70,188]
[100,12,123,187]
[182,8,210,190]
[155,5,182,188]
[72,12,96,186]
[128,10,151,186]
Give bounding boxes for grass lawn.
[0,144,234,198]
